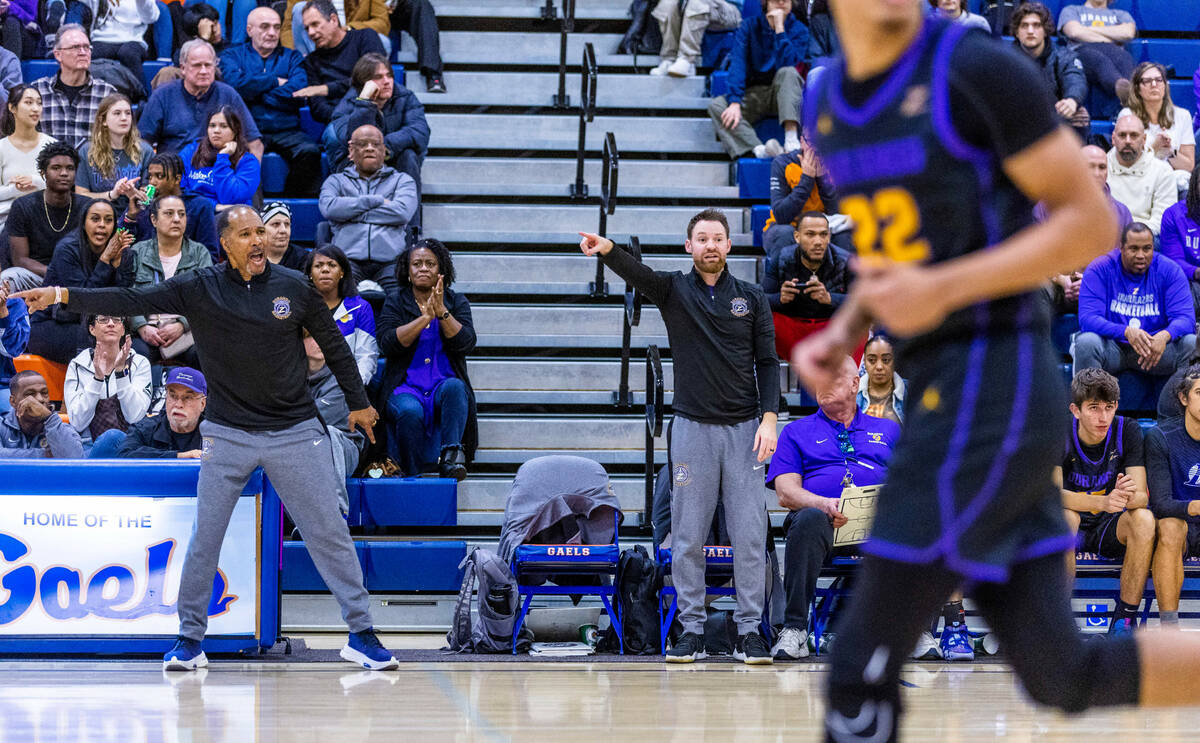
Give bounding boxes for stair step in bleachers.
[457,475,648,522]
[411,71,709,109]
[432,0,630,20]
[282,540,466,592]
[423,157,736,199]
[471,303,667,348]
[424,203,749,246]
[397,31,631,67]
[468,357,677,405]
[427,112,722,154]
[452,253,756,295]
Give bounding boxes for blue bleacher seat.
[280,198,320,242]
[261,152,288,195]
[657,545,772,652]
[1128,0,1200,34]
[282,540,367,591]
[300,106,323,142]
[354,477,458,528]
[736,157,771,199]
[709,69,729,98]
[701,30,734,70]
[21,59,56,82]
[1133,39,1200,79]
[1091,120,1114,140]
[1116,372,1165,413]
[142,60,167,92]
[754,118,785,147]
[750,203,771,248]
[1170,80,1195,119]
[363,540,467,592]
[1051,313,1079,357]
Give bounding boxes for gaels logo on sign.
[542,546,592,556]
[0,532,237,625]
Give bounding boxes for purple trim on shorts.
[935,309,989,533]
[861,537,943,564]
[863,537,1011,583]
[828,19,933,128]
[1015,534,1077,563]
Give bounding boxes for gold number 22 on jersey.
[840,187,931,263]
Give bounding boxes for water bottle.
[486,583,511,614]
[972,633,999,656]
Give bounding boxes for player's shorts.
[862,315,1073,583]
[1076,512,1125,559]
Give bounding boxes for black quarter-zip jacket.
[66,262,369,431]
[602,245,780,425]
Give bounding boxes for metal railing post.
[589,131,618,296]
[644,345,664,529]
[570,42,597,199]
[553,0,576,108]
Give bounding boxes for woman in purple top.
[304,243,378,387]
[375,238,476,480]
[1160,165,1200,288]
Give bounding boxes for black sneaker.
[665,632,706,663]
[733,631,774,665]
[425,74,446,93]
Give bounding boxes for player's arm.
[1055,465,1107,514]
[1124,465,1149,510]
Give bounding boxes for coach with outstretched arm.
[15,205,399,672]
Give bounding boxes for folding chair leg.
[661,589,679,654]
[600,592,624,654]
[512,592,534,654]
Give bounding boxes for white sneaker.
[667,57,696,77]
[784,132,801,152]
[763,138,784,158]
[649,59,673,76]
[772,626,810,660]
[910,630,941,660]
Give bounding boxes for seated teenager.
[76,93,153,215]
[64,314,153,457]
[0,83,55,232]
[180,106,261,210]
[304,243,377,387]
[120,151,220,262]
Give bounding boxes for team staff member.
[15,205,398,673]
[580,207,780,665]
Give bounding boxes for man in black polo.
[580,208,780,664]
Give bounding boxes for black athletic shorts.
[863,314,1073,583]
[1076,512,1125,559]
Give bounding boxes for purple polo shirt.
[766,409,901,499]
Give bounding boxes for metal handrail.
[588,131,618,296]
[644,345,664,524]
[570,42,598,199]
[613,235,641,407]
[553,0,577,108]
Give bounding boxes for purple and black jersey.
[1061,416,1144,530]
[805,19,1073,582]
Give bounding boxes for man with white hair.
[139,39,264,158]
[32,24,117,149]
[1107,113,1177,235]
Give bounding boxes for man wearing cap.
[261,202,311,271]
[117,367,208,458]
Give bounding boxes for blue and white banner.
[0,495,259,636]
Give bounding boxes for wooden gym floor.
[4,635,1200,743]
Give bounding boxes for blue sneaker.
[163,636,207,671]
[340,628,399,670]
[1108,617,1135,637]
[940,624,975,661]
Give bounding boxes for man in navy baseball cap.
[116,367,208,459]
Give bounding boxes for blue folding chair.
[657,545,773,653]
[509,512,624,653]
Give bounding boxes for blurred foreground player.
[791,1,1200,740]
[15,206,398,672]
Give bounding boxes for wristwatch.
[440,310,450,319]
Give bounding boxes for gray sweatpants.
[177,418,372,640]
[670,415,768,635]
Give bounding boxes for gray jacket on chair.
[318,164,418,264]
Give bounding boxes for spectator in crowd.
[116,366,206,458]
[76,93,153,214]
[1,143,92,291]
[0,48,21,105]
[649,0,741,79]
[1119,62,1195,196]
[319,124,417,293]
[929,0,989,29]
[304,244,376,387]
[1075,222,1195,378]
[260,201,309,270]
[83,0,159,80]
[1057,368,1154,636]
[324,52,428,193]
[139,39,264,157]
[303,328,365,501]
[1160,165,1200,309]
[0,0,42,60]
[286,0,389,57]
[1146,364,1200,627]
[26,198,133,363]
[377,238,474,480]
[387,0,444,92]
[1012,2,1090,138]
[180,106,261,208]
[706,0,806,159]
[760,211,850,362]
[33,25,117,149]
[220,7,319,197]
[1058,0,1136,107]
[178,2,226,57]
[0,84,54,231]
[0,370,83,457]
[65,313,153,456]
[856,334,904,425]
[1107,114,1177,235]
[0,279,29,416]
[1195,63,1199,130]
[1046,144,1132,312]
[121,151,219,261]
[767,355,900,660]
[127,194,212,367]
[292,0,385,123]
[804,0,837,63]
[1157,339,1200,420]
[762,142,840,263]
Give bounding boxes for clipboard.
[833,484,882,546]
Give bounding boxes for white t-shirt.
[1118,105,1196,162]
[0,132,55,227]
[159,251,182,280]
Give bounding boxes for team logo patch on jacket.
[730,297,750,317]
[272,296,292,320]
[673,463,691,486]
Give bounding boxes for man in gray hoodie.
[1,371,84,458]
[318,124,418,294]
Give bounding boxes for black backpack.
[617,0,662,56]
[599,545,661,654]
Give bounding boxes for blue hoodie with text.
[1078,251,1193,342]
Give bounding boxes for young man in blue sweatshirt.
[1075,221,1196,378]
[705,0,807,160]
